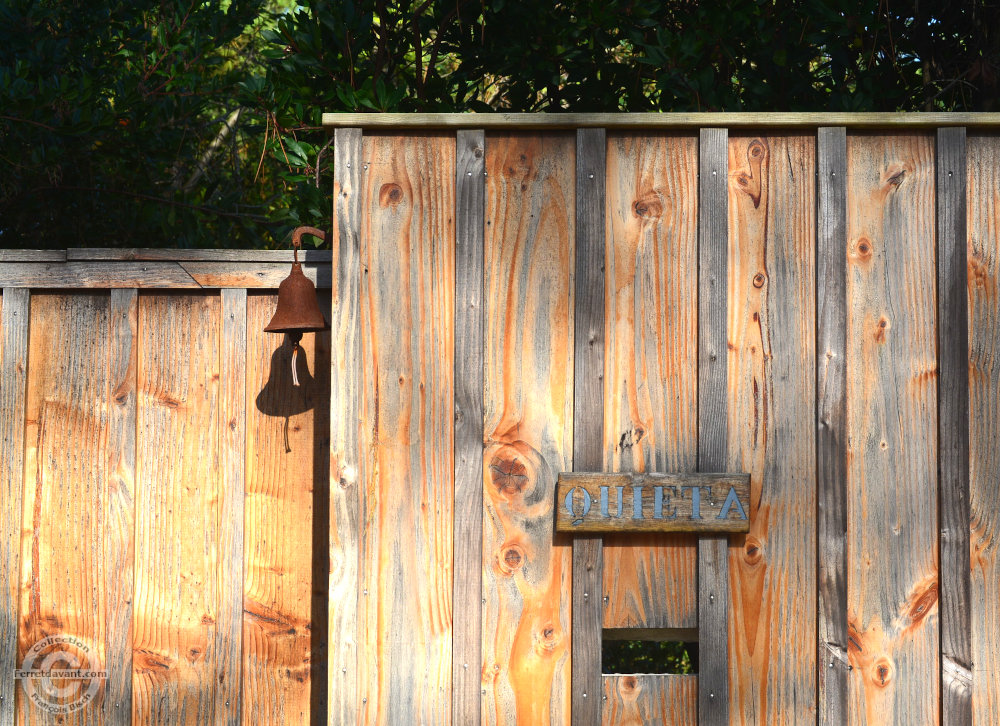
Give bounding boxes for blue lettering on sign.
[716,486,749,520]
[564,486,592,526]
[653,486,677,519]
[600,485,625,518]
[682,485,711,519]
[632,486,643,519]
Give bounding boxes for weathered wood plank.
[133,293,222,725]
[937,127,973,725]
[244,293,328,725]
[65,249,332,262]
[0,262,332,289]
[845,133,939,724]
[323,111,1000,129]
[18,294,111,726]
[104,289,138,725]
[328,126,362,724]
[557,473,750,534]
[968,134,1000,724]
[482,132,574,726]
[602,132,699,631]
[601,674,697,725]
[816,126,849,726]
[697,126,729,726]
[727,134,817,723]
[0,250,66,262]
[571,127,605,726]
[357,133,455,724]
[217,289,245,726]
[453,128,486,726]
[0,289,28,726]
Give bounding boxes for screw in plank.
[463,664,468,669]
[710,594,715,602]
[363,698,368,704]
[710,692,715,699]
[342,668,347,673]
[588,173,594,179]
[582,692,587,698]
[583,592,589,599]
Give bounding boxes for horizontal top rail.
[322,111,1000,129]
[0,249,333,263]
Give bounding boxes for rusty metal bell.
[264,226,329,334]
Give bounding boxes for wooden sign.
[556,472,751,533]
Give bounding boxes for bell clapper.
[289,331,303,387]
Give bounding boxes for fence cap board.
[323,111,1000,129]
[65,248,333,262]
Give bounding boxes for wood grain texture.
[557,473,750,533]
[482,133,574,726]
[104,289,138,725]
[133,293,222,725]
[453,128,486,726]
[244,293,329,725]
[217,289,245,726]
[571,127,605,726]
[726,135,817,724]
[936,127,972,725]
[697,127,729,726]
[0,262,331,289]
[602,133,699,631]
[357,133,455,724]
[65,249,332,262]
[0,289,28,726]
[18,294,111,726]
[601,674,697,725]
[845,133,939,725]
[816,127,849,726]
[967,134,1000,725]
[328,127,362,723]
[0,251,66,262]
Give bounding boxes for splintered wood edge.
[323,112,1000,129]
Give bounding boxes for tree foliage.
[2,0,998,248]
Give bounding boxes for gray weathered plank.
[937,127,972,725]
[104,289,138,725]
[453,128,486,726]
[816,127,849,725]
[968,134,1000,724]
[0,261,332,289]
[572,127,606,725]
[697,127,729,725]
[322,111,1000,129]
[218,288,246,725]
[602,674,697,724]
[328,127,363,724]
[0,289,28,726]
[0,250,66,262]
[66,248,332,262]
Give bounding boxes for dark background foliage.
[2,0,998,248]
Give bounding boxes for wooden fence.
[1,113,999,725]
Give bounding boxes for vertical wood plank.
[967,134,1000,724]
[358,133,455,724]
[453,128,486,726]
[817,126,849,726]
[845,133,938,725]
[243,293,327,724]
[0,289,28,726]
[602,133,699,632]
[727,135,817,723]
[133,293,221,725]
[937,127,972,725]
[328,127,362,724]
[697,127,729,726]
[105,289,138,725]
[601,674,697,725]
[482,132,574,726]
[18,294,111,726]
[218,289,245,725]
[572,127,605,726]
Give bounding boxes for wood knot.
[632,193,663,219]
[497,543,526,576]
[489,455,529,496]
[900,573,938,635]
[752,272,766,288]
[534,623,561,654]
[743,536,763,565]
[871,657,893,688]
[621,675,638,693]
[379,183,404,207]
[874,316,890,344]
[855,237,873,260]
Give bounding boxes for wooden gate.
[1,113,1000,725]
